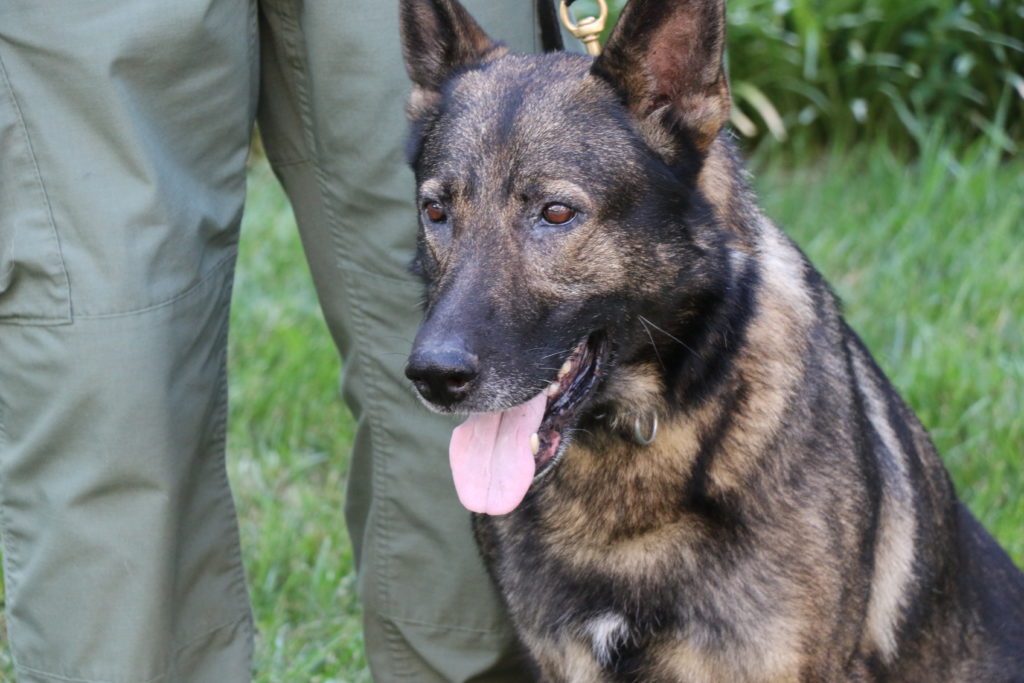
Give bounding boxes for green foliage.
[569,0,1023,151]
[729,0,1023,152]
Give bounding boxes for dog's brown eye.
[424,201,447,223]
[541,203,576,226]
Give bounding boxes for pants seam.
[383,613,516,636]
[262,155,310,169]
[532,0,540,52]
[12,664,166,683]
[74,252,237,321]
[248,0,259,119]
[201,265,256,668]
[266,3,411,675]
[0,370,23,662]
[13,614,251,683]
[0,50,72,323]
[0,314,73,327]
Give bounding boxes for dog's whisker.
[638,317,667,372]
[638,315,699,356]
[563,426,593,440]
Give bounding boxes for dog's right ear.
[399,0,498,119]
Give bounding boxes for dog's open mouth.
[448,333,606,516]
[533,333,605,473]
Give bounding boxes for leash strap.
[537,0,565,52]
[540,1,608,57]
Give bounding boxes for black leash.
[538,0,608,56]
[537,0,568,52]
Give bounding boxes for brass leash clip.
[559,0,608,56]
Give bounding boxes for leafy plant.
[567,0,1023,152]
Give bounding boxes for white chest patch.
[586,612,631,666]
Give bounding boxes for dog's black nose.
[405,347,480,408]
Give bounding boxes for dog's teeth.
[530,433,540,456]
[547,382,561,397]
[558,359,573,379]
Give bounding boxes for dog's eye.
[423,201,447,223]
[541,203,576,226]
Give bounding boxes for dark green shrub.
[566,0,1023,152]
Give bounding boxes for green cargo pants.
[0,1,545,681]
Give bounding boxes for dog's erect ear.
[591,0,729,155]
[399,0,497,116]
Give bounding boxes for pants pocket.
[0,54,70,325]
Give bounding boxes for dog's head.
[399,0,736,514]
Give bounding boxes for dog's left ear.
[399,0,498,118]
[591,0,729,157]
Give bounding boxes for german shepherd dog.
[399,0,1024,679]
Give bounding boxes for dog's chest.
[477,513,811,682]
[512,609,809,683]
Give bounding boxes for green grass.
[0,142,1020,679]
[751,139,1024,560]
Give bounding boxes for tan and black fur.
[398,0,1024,680]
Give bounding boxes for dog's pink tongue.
[449,392,547,516]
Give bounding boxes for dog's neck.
[555,171,827,539]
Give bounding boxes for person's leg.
[0,2,257,680]
[257,1,542,679]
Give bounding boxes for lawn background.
[1,0,1021,680]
